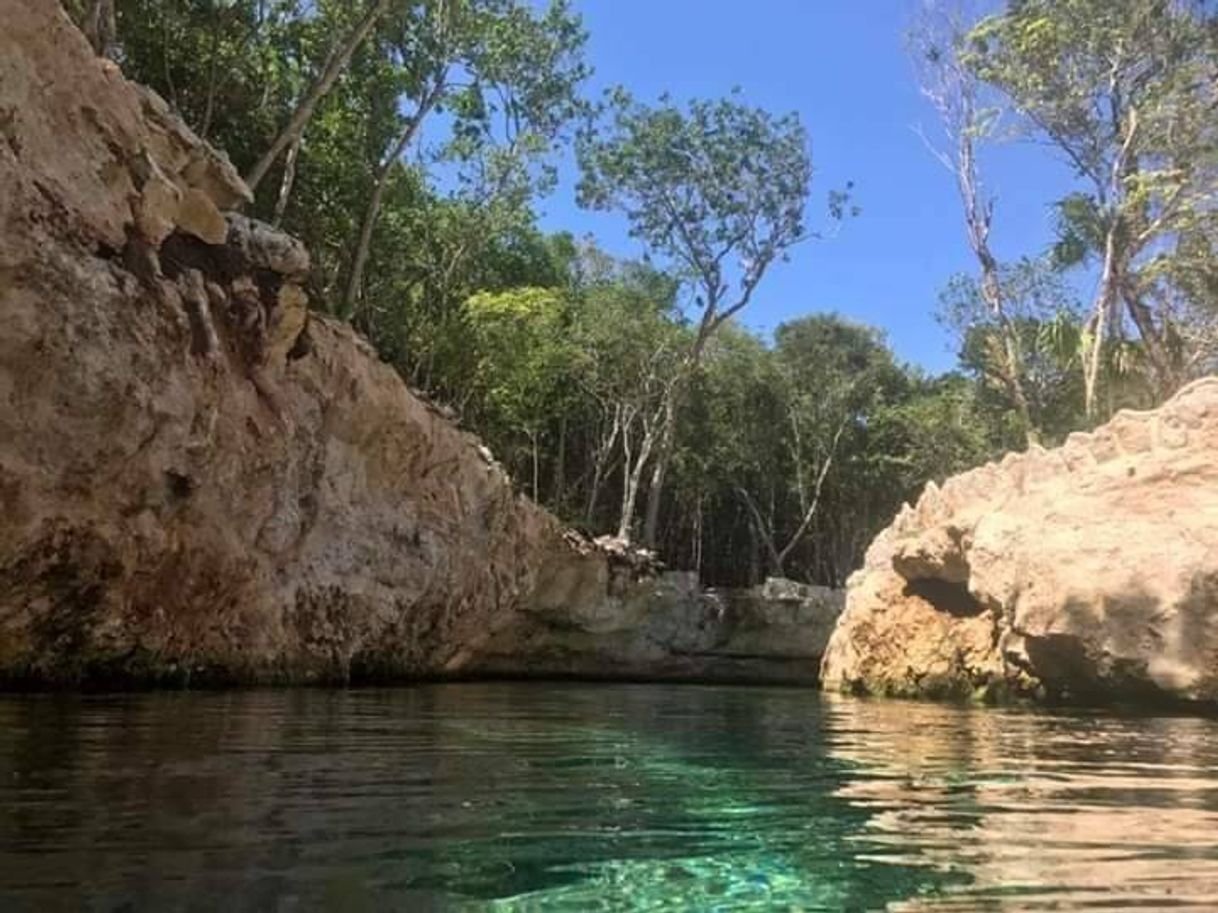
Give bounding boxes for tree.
[577,90,818,546]
[665,316,996,586]
[966,0,1218,415]
[464,287,575,500]
[938,259,1097,446]
[67,0,117,57]
[911,0,1039,446]
[245,0,394,192]
[566,265,686,539]
[340,0,589,317]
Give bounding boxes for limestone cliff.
[821,378,1218,705]
[469,571,843,684]
[0,0,565,684]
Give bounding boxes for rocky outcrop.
[0,0,565,684]
[469,567,843,684]
[0,1,839,689]
[821,378,1218,705]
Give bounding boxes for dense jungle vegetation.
[69,0,1217,586]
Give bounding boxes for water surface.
[3,683,1218,910]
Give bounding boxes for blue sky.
[531,0,1082,373]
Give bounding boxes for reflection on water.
[827,697,1218,910]
[1,685,1217,911]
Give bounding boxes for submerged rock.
[821,378,1218,706]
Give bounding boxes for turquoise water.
[3,684,1218,911]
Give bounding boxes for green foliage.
[965,0,1218,401]
[463,287,575,495]
[577,90,814,322]
[663,316,996,585]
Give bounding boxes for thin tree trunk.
[198,11,225,140]
[641,303,723,548]
[585,404,625,527]
[915,21,1039,448]
[640,382,682,547]
[616,413,655,541]
[530,430,540,503]
[617,447,645,541]
[1085,233,1122,417]
[552,415,567,508]
[639,424,670,548]
[735,485,783,575]
[1084,107,1139,417]
[1123,286,1178,398]
[342,89,440,318]
[272,133,301,227]
[692,495,703,579]
[245,0,392,193]
[81,0,116,58]
[773,420,846,571]
[958,111,1037,447]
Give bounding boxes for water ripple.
[2,685,1218,910]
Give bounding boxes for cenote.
[4,683,1218,911]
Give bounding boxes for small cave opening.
[165,470,194,503]
[286,325,313,361]
[903,576,985,617]
[159,230,246,285]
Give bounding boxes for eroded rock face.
[821,378,1218,705]
[469,568,844,684]
[0,0,564,684]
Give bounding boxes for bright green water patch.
[3,684,1218,910]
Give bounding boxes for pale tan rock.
[267,283,308,363]
[0,0,248,252]
[821,378,1218,705]
[133,165,181,245]
[174,187,227,244]
[468,570,844,684]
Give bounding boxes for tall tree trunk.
[735,486,783,576]
[914,19,1039,448]
[958,115,1038,447]
[1123,287,1179,399]
[80,0,116,58]
[342,89,440,318]
[641,303,725,548]
[692,494,703,579]
[245,0,392,193]
[551,415,567,510]
[585,404,626,527]
[1084,230,1123,417]
[617,452,647,542]
[1084,108,1139,417]
[530,430,540,503]
[616,414,655,541]
[640,393,677,548]
[773,419,846,571]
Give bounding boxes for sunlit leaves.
[576,92,813,315]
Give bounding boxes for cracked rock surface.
[821,377,1218,705]
[0,0,565,684]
